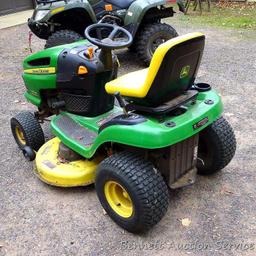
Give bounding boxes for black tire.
[10,111,45,151]
[95,151,169,233]
[22,146,36,161]
[197,116,236,175]
[45,30,84,49]
[128,42,137,52]
[135,23,178,66]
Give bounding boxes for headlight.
[34,10,49,21]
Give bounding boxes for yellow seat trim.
[105,32,204,98]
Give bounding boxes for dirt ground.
[0,18,256,256]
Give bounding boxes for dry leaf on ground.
[180,218,192,227]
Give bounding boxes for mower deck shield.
[35,137,102,187]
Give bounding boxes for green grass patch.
[178,2,256,30]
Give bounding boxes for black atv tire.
[10,111,45,151]
[197,116,236,175]
[45,30,84,49]
[135,23,178,66]
[95,151,169,233]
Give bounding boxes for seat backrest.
[133,32,205,106]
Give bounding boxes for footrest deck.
[55,115,97,147]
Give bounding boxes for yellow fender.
[34,138,102,187]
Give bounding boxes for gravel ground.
[0,18,256,256]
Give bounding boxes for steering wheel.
[85,23,133,50]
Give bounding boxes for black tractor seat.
[105,32,205,114]
[106,0,135,9]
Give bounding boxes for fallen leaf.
[181,218,191,227]
[220,187,234,195]
[224,112,234,117]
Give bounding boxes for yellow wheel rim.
[15,126,26,145]
[104,181,133,218]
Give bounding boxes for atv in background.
[28,0,184,65]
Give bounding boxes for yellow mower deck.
[35,138,102,187]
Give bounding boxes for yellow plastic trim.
[78,66,88,75]
[35,138,103,187]
[24,67,56,75]
[105,32,204,98]
[104,181,133,218]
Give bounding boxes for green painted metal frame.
[51,90,223,159]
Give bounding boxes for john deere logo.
[180,65,190,79]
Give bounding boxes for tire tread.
[135,23,178,65]
[10,111,45,151]
[96,151,169,232]
[45,30,83,49]
[198,116,236,174]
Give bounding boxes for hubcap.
[15,126,26,145]
[150,37,168,56]
[152,38,166,52]
[104,181,133,218]
[149,33,173,56]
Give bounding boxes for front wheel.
[45,30,84,49]
[95,152,169,233]
[197,116,236,175]
[135,23,178,66]
[10,111,45,151]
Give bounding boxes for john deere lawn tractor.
[28,0,184,65]
[11,24,236,233]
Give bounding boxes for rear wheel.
[135,23,178,66]
[10,111,45,151]
[95,151,169,233]
[45,30,84,49]
[197,116,236,175]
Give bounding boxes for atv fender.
[51,1,97,23]
[124,0,168,33]
[34,1,97,23]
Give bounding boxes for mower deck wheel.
[45,30,84,49]
[23,146,36,161]
[95,151,169,233]
[10,111,45,151]
[197,116,236,175]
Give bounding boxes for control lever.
[114,92,128,116]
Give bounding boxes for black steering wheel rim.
[85,23,133,49]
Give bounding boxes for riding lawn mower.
[29,0,185,65]
[11,24,236,233]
